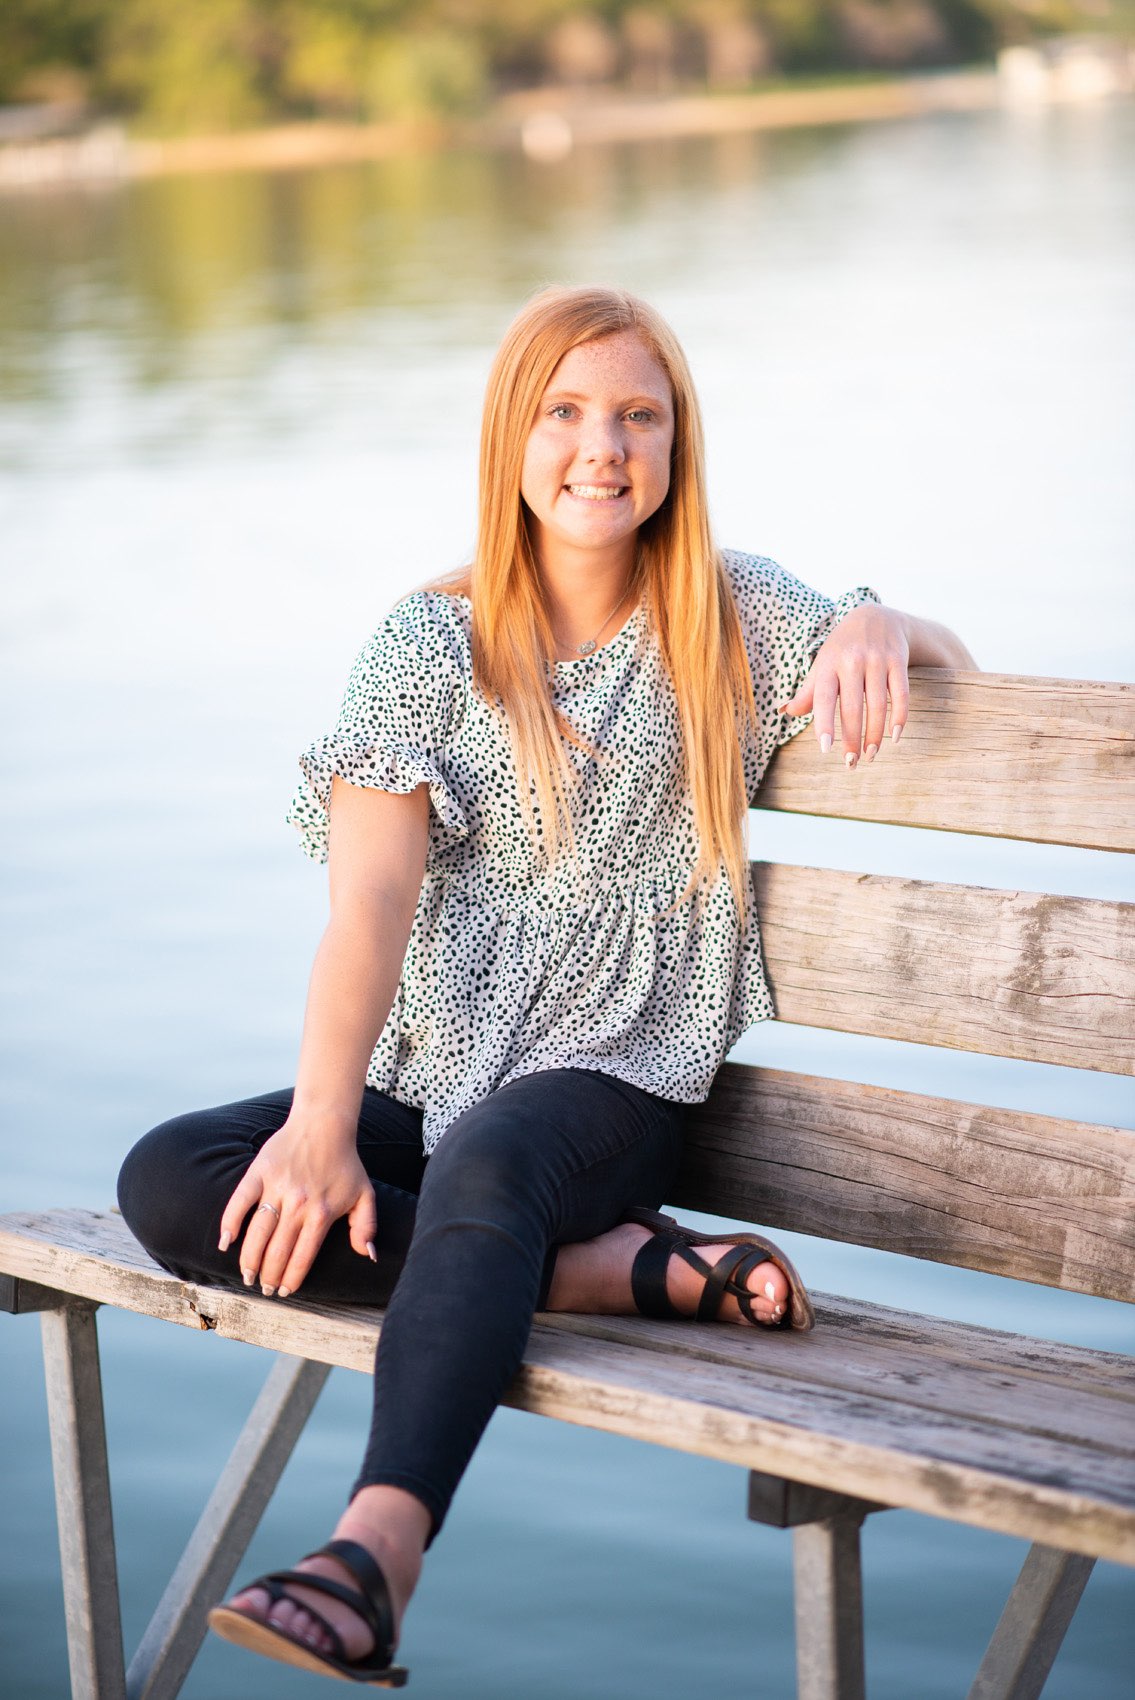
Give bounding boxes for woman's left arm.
[779,603,978,767]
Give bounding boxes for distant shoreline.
[1,52,1130,189]
[133,70,1003,177]
[0,70,1002,189]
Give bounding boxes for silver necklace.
[556,589,632,657]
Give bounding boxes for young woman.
[117,284,975,1686]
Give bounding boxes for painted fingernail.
[218,1231,231,1253]
[819,733,832,754]
[241,1269,255,1287]
[261,1284,276,1298]
[845,751,858,770]
[865,743,878,763]
[774,1304,785,1317]
[892,723,904,744]
[765,1281,777,1300]
[278,1286,290,1299]
[366,1241,378,1263]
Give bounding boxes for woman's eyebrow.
[543,388,671,407]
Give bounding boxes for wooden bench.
[2,667,1132,1700]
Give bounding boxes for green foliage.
[365,31,487,120]
[0,0,1127,133]
[97,0,270,133]
[0,0,107,103]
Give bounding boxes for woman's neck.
[538,553,638,658]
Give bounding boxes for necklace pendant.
[577,639,598,655]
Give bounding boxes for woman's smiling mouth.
[565,484,629,500]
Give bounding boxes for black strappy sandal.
[207,1536,409,1687]
[622,1206,815,1333]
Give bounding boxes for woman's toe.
[266,1596,299,1635]
[230,1584,271,1618]
[266,1597,329,1650]
[749,1258,788,1323]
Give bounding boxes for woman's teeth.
[567,485,627,500]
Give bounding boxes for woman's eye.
[550,404,575,420]
[626,409,654,424]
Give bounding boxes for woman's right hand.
[218,1114,378,1298]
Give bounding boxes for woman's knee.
[418,1106,551,1232]
[117,1090,290,1273]
[116,1113,219,1269]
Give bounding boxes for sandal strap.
[711,1245,789,1327]
[629,1226,685,1319]
[621,1205,678,1233]
[630,1231,760,1323]
[257,1571,351,1665]
[305,1539,396,1664]
[690,1243,761,1323]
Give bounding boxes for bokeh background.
[2,6,1133,1697]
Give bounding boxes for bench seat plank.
[3,1210,1132,1567]
[679,1066,1135,1298]
[547,1309,1135,1451]
[758,671,1135,853]
[754,865,1134,1074]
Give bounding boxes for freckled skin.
[521,331,675,630]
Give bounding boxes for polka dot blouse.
[287,551,879,1152]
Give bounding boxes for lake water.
[1,99,1133,1698]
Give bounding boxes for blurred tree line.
[1,0,1128,133]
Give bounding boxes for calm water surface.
[2,102,1133,1698]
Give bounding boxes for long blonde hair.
[426,284,757,920]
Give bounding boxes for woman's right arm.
[220,775,430,1297]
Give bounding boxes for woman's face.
[520,330,674,576]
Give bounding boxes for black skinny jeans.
[117,1069,686,1543]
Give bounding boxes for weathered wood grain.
[758,671,1135,852]
[546,1308,1135,1454]
[676,1067,1135,1298]
[753,864,1134,1074]
[2,1210,1132,1565]
[511,1332,1135,1565]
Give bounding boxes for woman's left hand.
[779,603,910,768]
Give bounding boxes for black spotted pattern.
[287,552,879,1151]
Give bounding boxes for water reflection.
[0,125,840,406]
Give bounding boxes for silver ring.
[257,1202,281,1221]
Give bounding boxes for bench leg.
[966,1544,1096,1700]
[792,1512,869,1700]
[747,1471,873,1700]
[41,1301,128,1700]
[126,1353,330,1700]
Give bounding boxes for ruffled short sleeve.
[721,550,881,793]
[286,594,469,864]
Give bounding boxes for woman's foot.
[548,1219,790,1324]
[221,1485,429,1665]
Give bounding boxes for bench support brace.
[966,1543,1096,1700]
[748,1471,874,1700]
[126,1351,331,1700]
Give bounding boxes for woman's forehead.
[544,330,671,399]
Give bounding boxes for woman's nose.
[580,415,625,463]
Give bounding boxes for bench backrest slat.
[758,670,1135,851]
[677,1065,1135,1300]
[753,864,1134,1075]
